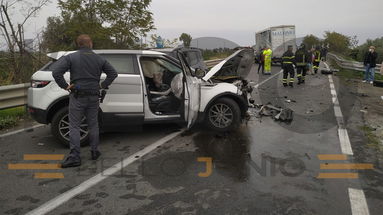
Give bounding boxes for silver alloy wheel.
[208,103,233,129]
[58,114,88,141]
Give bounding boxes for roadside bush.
[0,107,26,130]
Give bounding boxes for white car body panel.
[28,71,69,110]
[199,83,239,112]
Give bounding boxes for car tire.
[51,107,89,147]
[204,97,241,132]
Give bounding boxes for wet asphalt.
[0,65,382,215]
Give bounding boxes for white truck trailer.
[255,25,297,64]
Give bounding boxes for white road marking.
[0,124,45,138]
[338,128,353,155]
[328,75,353,155]
[349,188,370,215]
[328,75,370,215]
[252,70,283,89]
[25,129,184,215]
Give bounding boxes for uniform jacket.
[295,48,310,66]
[281,50,295,68]
[313,50,321,62]
[52,47,118,91]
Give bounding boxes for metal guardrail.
[327,53,381,72]
[0,59,224,111]
[0,83,29,110]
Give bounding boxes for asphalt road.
[0,65,382,215]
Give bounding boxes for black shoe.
[61,156,81,168]
[91,150,101,160]
[302,80,305,84]
[297,80,301,85]
[289,83,294,87]
[283,83,288,87]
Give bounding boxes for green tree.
[302,34,321,49]
[179,33,192,47]
[0,0,49,84]
[323,31,351,53]
[42,0,155,51]
[355,37,383,64]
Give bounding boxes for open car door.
[177,52,200,128]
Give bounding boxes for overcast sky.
[17,0,383,46]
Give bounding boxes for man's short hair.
[76,34,92,48]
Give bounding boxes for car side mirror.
[194,68,206,79]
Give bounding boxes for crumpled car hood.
[202,49,254,82]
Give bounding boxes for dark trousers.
[297,66,307,81]
[282,65,295,83]
[313,61,320,72]
[69,93,100,159]
[258,62,264,74]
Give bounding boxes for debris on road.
[37,142,45,146]
[373,80,383,88]
[249,104,294,123]
[285,99,296,103]
[360,110,368,114]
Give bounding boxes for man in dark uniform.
[52,34,118,168]
[313,46,321,74]
[281,45,296,87]
[295,44,310,84]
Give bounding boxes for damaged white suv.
[28,49,254,145]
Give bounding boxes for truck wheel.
[205,98,241,132]
[51,107,89,147]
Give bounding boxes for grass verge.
[361,125,383,152]
[0,106,27,130]
[336,69,383,81]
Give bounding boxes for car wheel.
[205,98,241,132]
[51,107,89,147]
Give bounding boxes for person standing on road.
[257,48,265,74]
[52,34,118,168]
[313,46,321,74]
[263,47,273,75]
[295,44,310,84]
[281,45,296,87]
[363,46,378,84]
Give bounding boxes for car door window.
[186,51,199,66]
[101,54,137,74]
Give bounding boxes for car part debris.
[248,104,294,123]
[285,99,296,103]
[373,80,383,88]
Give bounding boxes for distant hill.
[182,37,239,50]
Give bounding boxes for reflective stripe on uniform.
[283,56,295,59]
[289,78,294,83]
[282,79,288,83]
[297,74,302,77]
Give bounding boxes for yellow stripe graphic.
[24,154,65,160]
[34,173,64,179]
[317,173,359,179]
[320,163,374,170]
[8,163,61,170]
[318,154,348,160]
